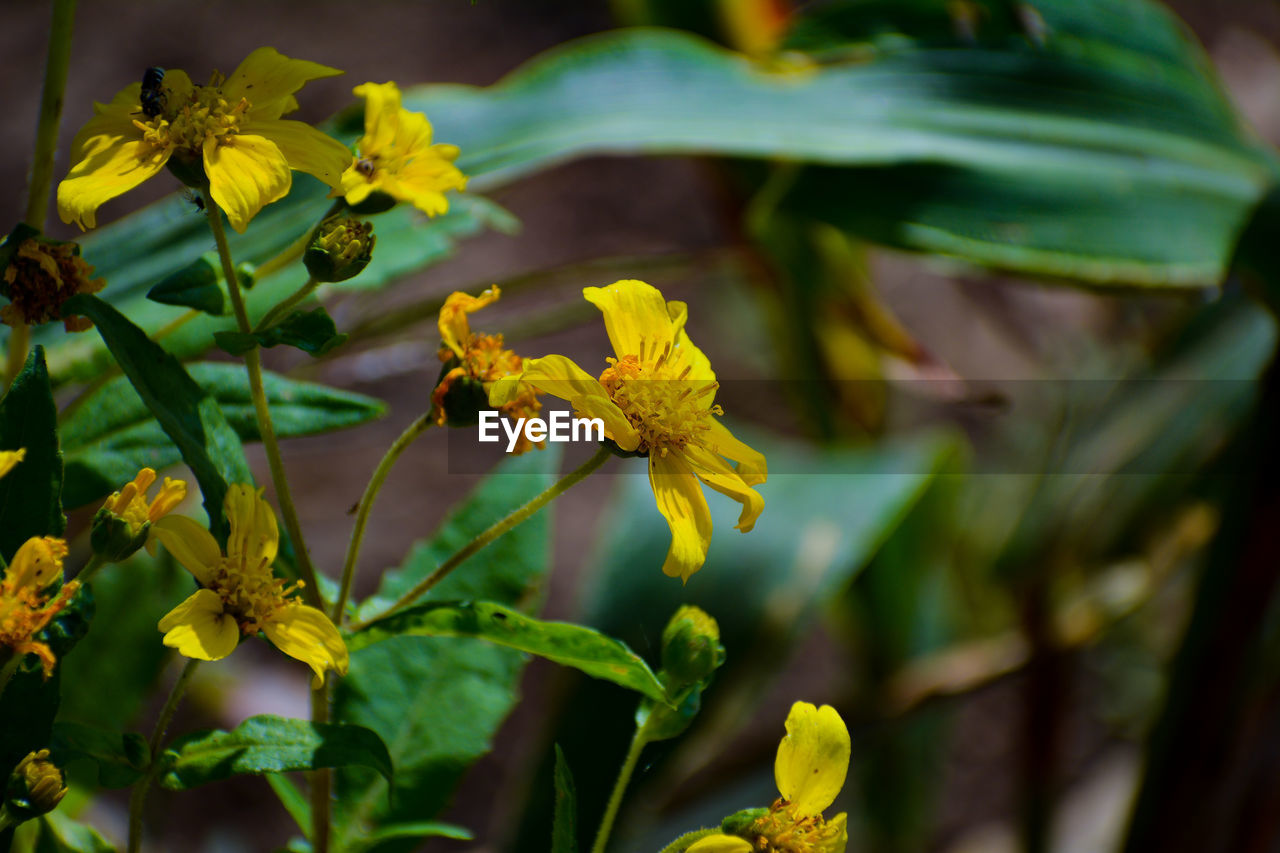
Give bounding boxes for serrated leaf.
[50,721,149,788]
[60,363,385,509]
[334,449,560,853]
[0,346,64,559]
[552,745,578,853]
[349,601,668,704]
[60,294,252,542]
[215,307,348,358]
[159,715,393,791]
[145,253,226,315]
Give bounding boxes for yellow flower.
[152,485,348,687]
[337,81,467,216]
[432,287,543,451]
[688,702,850,853]
[92,468,187,561]
[57,48,351,233]
[491,280,766,581]
[0,448,25,479]
[0,537,77,678]
[1,238,105,331]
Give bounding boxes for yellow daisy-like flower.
[0,537,78,678]
[337,81,467,216]
[688,702,850,853]
[490,279,766,581]
[57,48,351,233]
[432,286,543,453]
[101,468,187,531]
[151,485,348,687]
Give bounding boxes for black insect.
[140,66,166,118]
[181,189,205,213]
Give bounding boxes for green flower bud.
[304,216,375,283]
[661,605,725,689]
[4,750,67,823]
[636,682,704,742]
[720,808,768,836]
[90,505,151,562]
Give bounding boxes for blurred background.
[8,1,1280,851]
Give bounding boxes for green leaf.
[0,346,64,559]
[395,25,1272,286]
[351,822,473,851]
[214,307,348,358]
[334,448,560,852]
[349,601,669,704]
[60,294,252,541]
[145,253,227,315]
[50,721,149,788]
[159,715,393,791]
[61,363,386,509]
[32,812,117,853]
[552,745,578,853]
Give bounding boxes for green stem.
[333,412,436,623]
[76,554,106,584]
[0,807,15,834]
[254,276,320,333]
[355,446,611,629]
[253,199,344,280]
[203,192,323,610]
[127,659,199,853]
[7,0,77,387]
[310,685,332,853]
[591,729,650,853]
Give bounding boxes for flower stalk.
[591,728,651,853]
[127,659,199,853]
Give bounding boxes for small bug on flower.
[140,67,166,118]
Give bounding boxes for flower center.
[0,579,77,659]
[207,557,302,635]
[134,75,249,154]
[598,342,720,456]
[746,801,845,853]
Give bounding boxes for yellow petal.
[5,537,67,591]
[57,133,170,230]
[245,119,352,188]
[0,448,25,479]
[704,420,767,486]
[67,83,142,164]
[683,444,764,532]
[648,452,712,582]
[494,355,638,451]
[338,165,378,205]
[163,69,194,108]
[159,589,239,661]
[686,835,753,853]
[438,287,499,358]
[583,280,675,360]
[151,516,221,586]
[205,134,292,233]
[224,485,279,571]
[148,477,188,521]
[263,604,350,688]
[774,702,850,816]
[224,47,343,121]
[661,300,715,384]
[353,81,403,155]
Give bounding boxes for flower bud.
[661,605,725,689]
[4,750,67,822]
[304,216,375,283]
[90,469,186,563]
[90,505,150,562]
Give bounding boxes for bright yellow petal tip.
[686,835,753,853]
[0,448,25,479]
[775,702,850,816]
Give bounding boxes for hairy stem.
[334,412,435,623]
[591,729,649,853]
[254,276,320,333]
[310,685,332,853]
[127,659,199,853]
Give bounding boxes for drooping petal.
[648,452,713,582]
[704,419,767,486]
[263,604,350,688]
[774,702,850,816]
[159,589,239,661]
[5,537,67,591]
[57,134,170,230]
[584,280,675,360]
[224,485,279,571]
[204,134,292,233]
[685,835,753,853]
[682,444,764,532]
[353,81,402,155]
[223,47,343,121]
[245,119,352,188]
[67,83,143,164]
[151,516,222,586]
[439,287,500,359]
[494,355,638,451]
[0,448,25,479]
